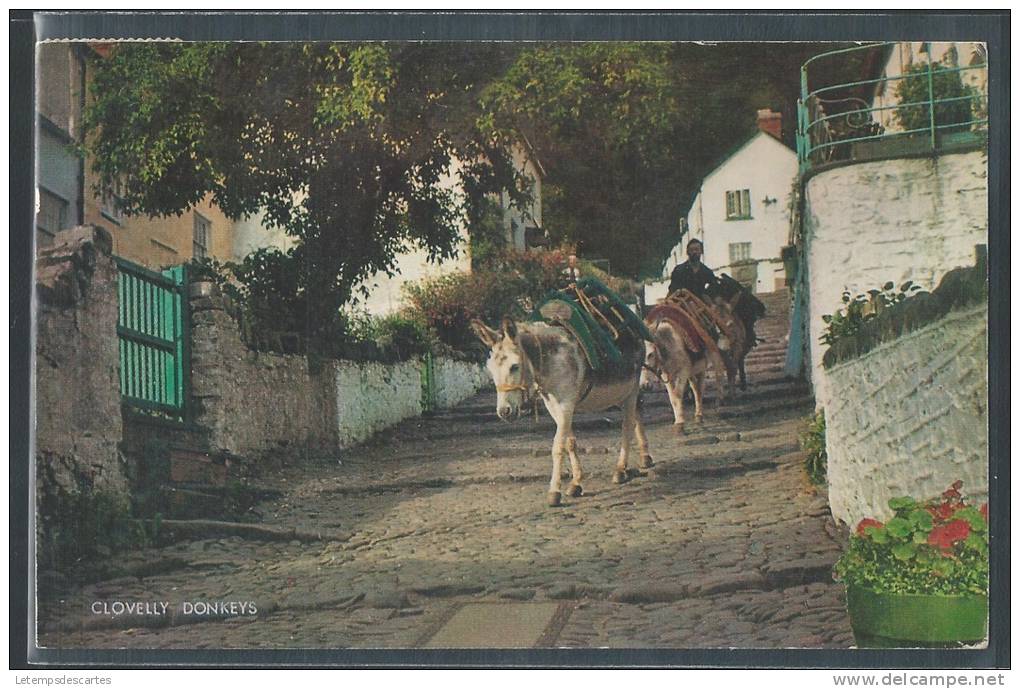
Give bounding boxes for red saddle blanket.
[645,302,709,354]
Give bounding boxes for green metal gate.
[115,258,189,422]
[420,351,438,413]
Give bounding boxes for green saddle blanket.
[531,277,651,373]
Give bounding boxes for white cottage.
[661,109,797,295]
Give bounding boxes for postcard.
[15,11,1004,669]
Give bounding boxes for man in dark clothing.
[668,238,719,300]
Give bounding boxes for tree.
[84,42,526,334]
[481,42,855,278]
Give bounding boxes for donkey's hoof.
[639,455,655,469]
[567,484,583,498]
[695,414,704,425]
[612,470,628,485]
[673,422,686,435]
[547,491,563,507]
[626,467,642,479]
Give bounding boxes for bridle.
[495,331,543,402]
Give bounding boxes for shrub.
[800,410,827,486]
[820,281,923,347]
[403,247,569,353]
[372,312,433,359]
[834,481,988,596]
[895,62,979,132]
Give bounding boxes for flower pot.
[847,585,988,648]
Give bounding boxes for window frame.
[192,212,212,259]
[725,189,752,220]
[728,241,752,263]
[37,186,70,246]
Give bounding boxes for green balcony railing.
[797,42,988,175]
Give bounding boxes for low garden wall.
[189,286,489,459]
[824,303,988,527]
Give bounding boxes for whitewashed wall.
[191,290,488,457]
[432,357,492,410]
[824,305,988,527]
[803,149,988,405]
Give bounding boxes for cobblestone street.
[39,292,854,650]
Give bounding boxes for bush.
[895,62,979,132]
[820,281,923,347]
[800,411,827,486]
[372,312,433,359]
[404,247,569,353]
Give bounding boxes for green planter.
[847,586,988,648]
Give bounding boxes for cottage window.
[725,189,752,220]
[729,242,752,263]
[36,187,69,248]
[101,180,126,225]
[193,213,211,259]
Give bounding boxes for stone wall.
[824,304,987,527]
[189,287,489,458]
[35,226,129,500]
[431,356,491,409]
[802,149,988,402]
[333,359,424,449]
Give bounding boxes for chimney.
[757,108,782,140]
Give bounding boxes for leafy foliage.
[834,482,989,596]
[403,248,569,355]
[820,281,924,347]
[895,62,980,131]
[482,42,856,278]
[800,410,827,486]
[86,41,859,299]
[84,42,527,334]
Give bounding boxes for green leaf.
[889,496,917,512]
[955,507,986,532]
[870,527,889,544]
[885,517,912,539]
[964,533,986,552]
[891,543,916,561]
[908,508,933,531]
[913,530,929,544]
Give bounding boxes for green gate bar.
[115,258,189,421]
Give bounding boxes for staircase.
[743,289,793,383]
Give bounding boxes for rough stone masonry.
[35,225,129,501]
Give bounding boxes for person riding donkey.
[669,238,762,351]
[668,238,719,301]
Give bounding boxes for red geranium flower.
[856,518,884,536]
[928,502,960,522]
[927,519,971,551]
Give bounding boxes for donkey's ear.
[501,316,517,340]
[470,319,500,348]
